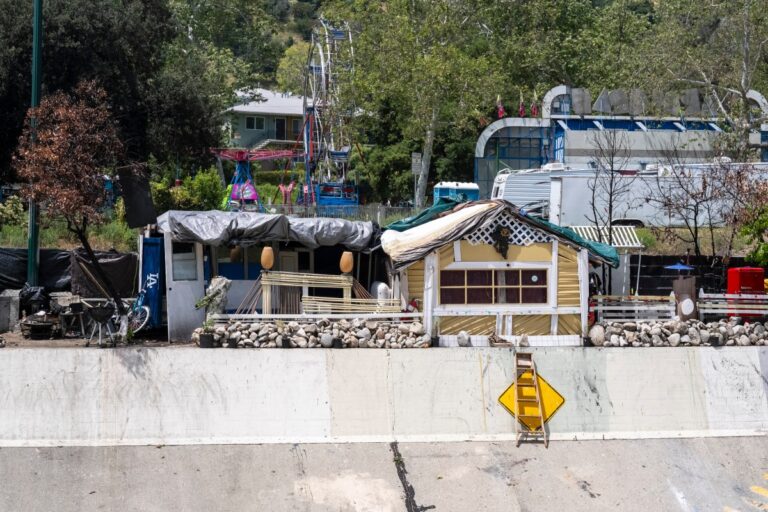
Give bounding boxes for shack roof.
[380,200,619,269]
[157,210,377,252]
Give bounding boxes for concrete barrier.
[0,347,766,447]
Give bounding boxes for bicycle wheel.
[129,306,151,334]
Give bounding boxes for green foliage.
[0,216,137,252]
[276,41,310,94]
[151,167,225,213]
[188,168,226,210]
[150,181,173,214]
[0,196,25,227]
[742,210,768,266]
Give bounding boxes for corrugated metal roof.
[229,88,307,116]
[569,225,644,250]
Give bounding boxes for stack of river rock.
[589,318,768,347]
[193,319,431,349]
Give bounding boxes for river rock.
[668,333,681,347]
[409,322,424,335]
[365,320,378,330]
[737,334,751,346]
[623,322,637,331]
[398,324,410,334]
[304,324,318,335]
[295,336,308,348]
[320,333,333,348]
[652,334,663,347]
[589,325,605,346]
[457,331,471,347]
[356,328,372,340]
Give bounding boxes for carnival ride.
[211,17,359,213]
[302,17,359,209]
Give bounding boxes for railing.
[698,291,768,318]
[301,296,402,314]
[591,292,768,323]
[251,204,421,224]
[590,295,676,323]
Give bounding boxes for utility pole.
[27,0,42,286]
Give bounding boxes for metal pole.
[27,0,42,286]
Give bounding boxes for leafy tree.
[13,81,131,332]
[0,0,174,178]
[641,0,768,159]
[276,41,310,95]
[327,0,498,207]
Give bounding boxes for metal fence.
[251,204,421,225]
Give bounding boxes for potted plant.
[199,319,215,348]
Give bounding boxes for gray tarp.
[157,210,376,252]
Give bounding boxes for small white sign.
[411,152,422,175]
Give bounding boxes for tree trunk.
[415,108,438,208]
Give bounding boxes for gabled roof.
[381,200,619,270]
[229,88,307,117]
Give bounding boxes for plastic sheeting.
[157,210,377,252]
[0,249,71,292]
[70,250,138,298]
[381,200,619,270]
[384,197,464,232]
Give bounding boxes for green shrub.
[0,196,25,227]
[151,181,173,213]
[188,167,225,210]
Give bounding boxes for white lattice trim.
[464,211,552,246]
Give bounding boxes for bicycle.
[113,278,152,336]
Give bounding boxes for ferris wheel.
[303,18,355,188]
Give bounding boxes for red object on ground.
[727,267,765,318]
[727,267,765,295]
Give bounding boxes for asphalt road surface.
[1,438,767,511]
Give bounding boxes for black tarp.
[0,248,137,297]
[70,249,138,298]
[0,249,71,291]
[117,168,157,228]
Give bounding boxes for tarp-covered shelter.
[153,210,381,341]
[157,210,377,251]
[381,200,618,346]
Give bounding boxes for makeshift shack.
[381,200,618,346]
[153,210,382,341]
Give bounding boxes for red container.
[727,267,765,318]
[727,267,765,295]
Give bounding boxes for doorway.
[275,118,286,140]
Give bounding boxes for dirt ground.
[0,329,190,349]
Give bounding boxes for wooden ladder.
[514,352,548,448]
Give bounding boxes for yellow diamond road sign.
[498,370,565,431]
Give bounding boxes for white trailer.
[491,162,768,227]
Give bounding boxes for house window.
[439,269,547,305]
[245,116,264,130]
[292,118,301,134]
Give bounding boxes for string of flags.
[495,91,540,120]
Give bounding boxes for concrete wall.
[0,347,766,447]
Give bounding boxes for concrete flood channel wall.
[0,346,766,447]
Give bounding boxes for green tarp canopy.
[384,197,464,232]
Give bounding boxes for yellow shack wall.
[557,244,580,307]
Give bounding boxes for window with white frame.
[245,116,265,130]
[439,269,547,305]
